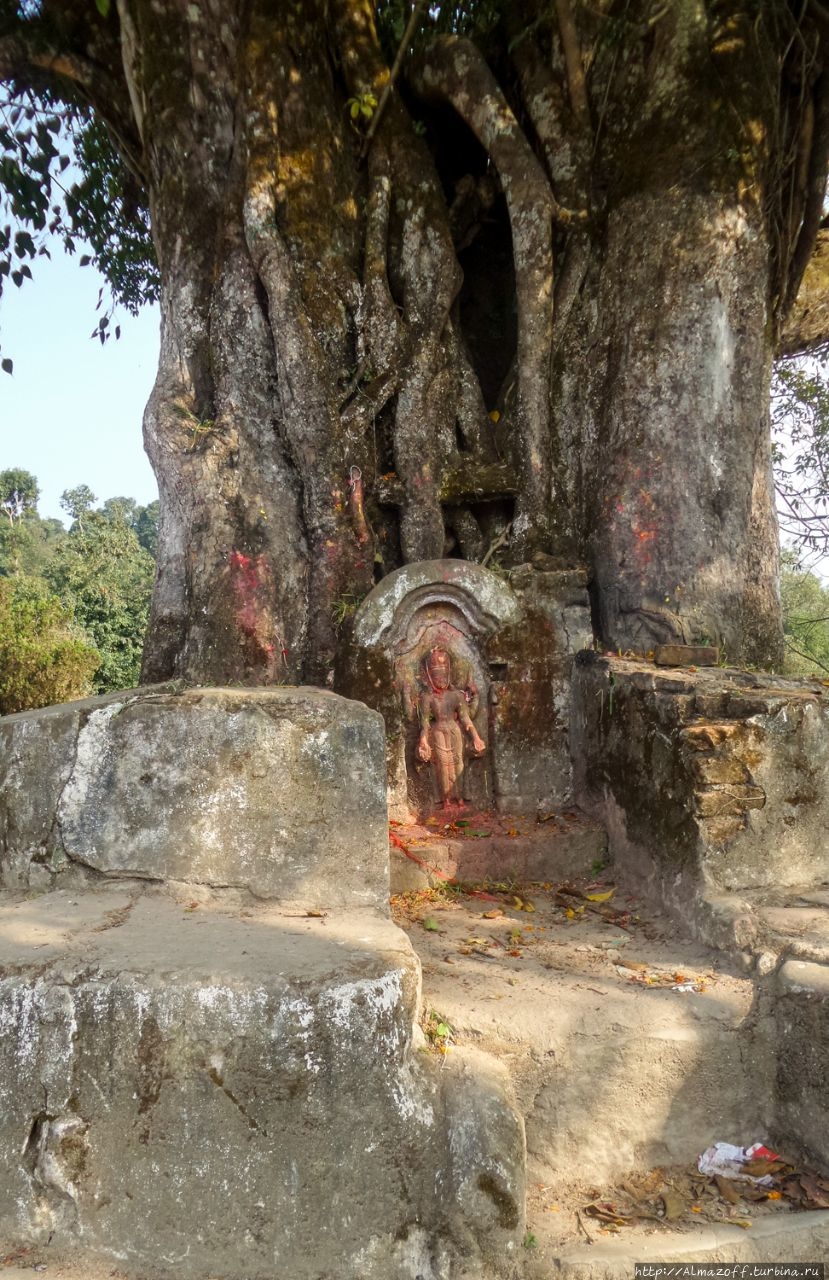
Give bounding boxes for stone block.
[441,1048,525,1257]
[388,819,607,893]
[681,722,741,750]
[572,655,829,914]
[694,785,765,817]
[0,697,89,887]
[689,755,750,785]
[776,960,829,1166]
[0,887,524,1278]
[2,687,389,908]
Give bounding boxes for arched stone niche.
[343,559,593,821]
[345,562,525,820]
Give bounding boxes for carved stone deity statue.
[416,646,485,810]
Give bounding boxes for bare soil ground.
[391,864,829,1260]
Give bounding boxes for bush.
[0,576,99,715]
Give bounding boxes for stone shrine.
[3,568,829,1276]
[342,559,592,822]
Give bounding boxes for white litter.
[698,1141,780,1186]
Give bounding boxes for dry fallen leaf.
[660,1189,687,1221]
[714,1176,741,1205]
[584,1202,629,1226]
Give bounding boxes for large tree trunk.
[556,192,781,666]
[62,0,822,683]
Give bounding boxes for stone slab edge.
[546,1211,829,1276]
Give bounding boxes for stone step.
[528,1211,829,1278]
[700,884,829,967]
[393,879,772,1189]
[679,885,829,1171]
[521,1213,829,1274]
[0,883,524,1280]
[2,1205,828,1280]
[390,810,607,893]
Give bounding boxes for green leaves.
[780,554,829,677]
[346,92,378,126]
[45,504,155,693]
[0,85,158,371]
[0,576,99,716]
[773,358,829,561]
[95,0,111,15]
[0,471,157,703]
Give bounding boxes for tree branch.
[778,226,829,356]
[506,0,590,214]
[783,71,829,322]
[0,27,144,181]
[360,0,428,159]
[554,0,590,131]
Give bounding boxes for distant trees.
[45,501,155,692]
[0,576,99,716]
[0,468,64,577]
[0,470,157,710]
[780,551,829,678]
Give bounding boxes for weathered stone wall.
[572,654,829,1173]
[0,685,389,907]
[572,654,829,897]
[491,564,593,814]
[775,960,829,1167]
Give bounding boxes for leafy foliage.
[780,550,829,675]
[772,358,829,563]
[60,483,96,525]
[102,495,159,555]
[0,467,65,575]
[0,465,38,516]
[44,505,155,693]
[65,115,158,318]
[0,574,99,715]
[0,473,157,704]
[0,509,63,576]
[0,81,157,368]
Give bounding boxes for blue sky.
[0,243,159,523]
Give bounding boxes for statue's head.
[424,646,452,692]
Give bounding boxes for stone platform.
[390,810,607,893]
[0,887,428,1277]
[0,685,390,905]
[0,886,526,1280]
[0,687,525,1280]
[392,876,829,1274]
[544,1213,829,1278]
[571,653,829,1213]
